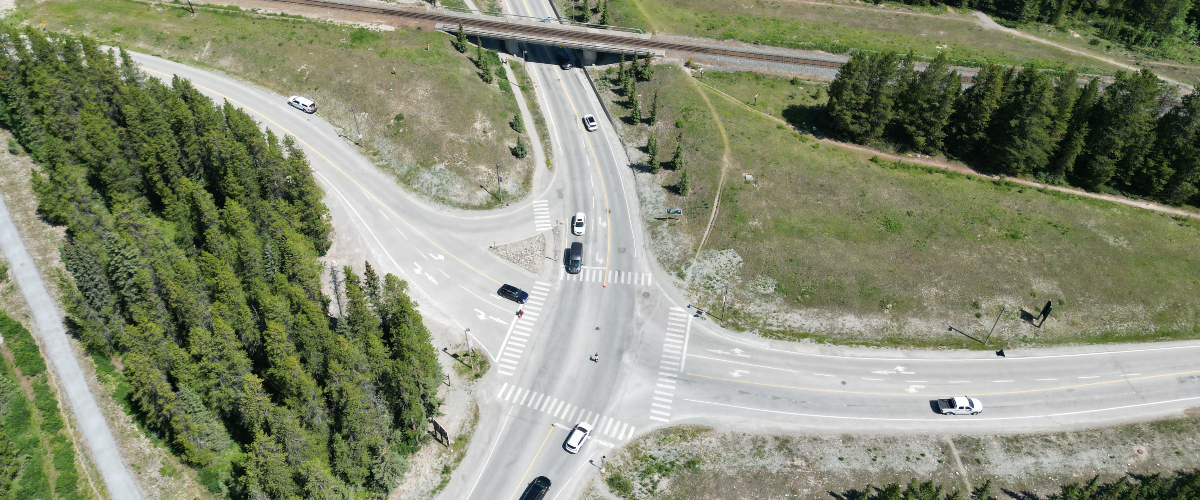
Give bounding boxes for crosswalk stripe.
[650,410,670,416]
[498,383,509,398]
[649,416,669,423]
[654,390,674,397]
[498,370,513,376]
[619,423,629,440]
[656,383,675,389]
[652,403,671,409]
[542,397,554,412]
[553,401,564,417]
[653,397,672,403]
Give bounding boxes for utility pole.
[495,164,503,204]
[350,108,363,145]
[722,283,728,321]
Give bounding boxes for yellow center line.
[140,67,500,284]
[507,424,556,500]
[513,0,613,287]
[685,368,1200,397]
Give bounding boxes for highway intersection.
[129,12,1200,498]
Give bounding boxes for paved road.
[0,196,143,498]
[129,31,1200,500]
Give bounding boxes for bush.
[510,114,525,133]
[606,474,633,496]
[512,137,529,159]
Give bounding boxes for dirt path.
[694,79,1200,221]
[686,72,733,263]
[971,11,1191,89]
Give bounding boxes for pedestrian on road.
[590,352,599,363]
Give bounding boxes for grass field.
[594,63,1200,348]
[17,0,531,209]
[597,0,1200,82]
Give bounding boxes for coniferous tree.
[1047,77,1099,182]
[825,51,899,143]
[894,52,960,154]
[946,64,1007,161]
[671,135,684,170]
[454,24,468,52]
[600,0,611,25]
[982,66,1058,175]
[1147,92,1200,204]
[629,78,641,121]
[1075,69,1163,191]
[678,169,691,195]
[647,132,660,173]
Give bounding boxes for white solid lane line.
[683,395,1200,422]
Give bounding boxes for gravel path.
[0,195,142,499]
[489,233,546,274]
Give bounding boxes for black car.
[519,476,552,500]
[557,50,573,70]
[498,284,529,303]
[566,242,582,274]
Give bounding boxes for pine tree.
[824,51,899,143]
[1047,77,1098,182]
[454,24,468,52]
[946,64,1007,161]
[646,133,660,173]
[600,0,611,25]
[982,66,1058,175]
[1075,69,1164,191]
[1147,92,1200,204]
[671,136,684,170]
[639,55,654,81]
[894,52,960,154]
[678,169,691,195]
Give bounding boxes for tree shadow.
[782,103,824,132]
[828,487,869,500]
[1001,488,1042,500]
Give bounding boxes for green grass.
[18,0,532,209]
[603,0,1172,76]
[596,64,1200,347]
[0,311,92,499]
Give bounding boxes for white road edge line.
[465,407,515,500]
[683,396,1200,421]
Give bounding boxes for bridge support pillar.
[504,39,520,55]
[581,49,597,66]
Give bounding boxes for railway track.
[266,0,846,69]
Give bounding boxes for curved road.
[130,24,1200,500]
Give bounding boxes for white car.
[572,212,585,236]
[563,421,592,454]
[288,95,317,114]
[582,114,598,132]
[936,396,983,415]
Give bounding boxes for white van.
[288,95,317,114]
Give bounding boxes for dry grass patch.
[20,0,531,208]
[599,417,1200,500]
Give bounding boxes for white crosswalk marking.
[495,386,638,443]
[531,200,553,231]
[560,268,654,286]
[643,309,692,423]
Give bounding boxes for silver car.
[582,114,598,132]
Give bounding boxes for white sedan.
[582,114,598,132]
[572,212,586,236]
[563,421,592,454]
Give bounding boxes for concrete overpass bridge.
[266,0,845,69]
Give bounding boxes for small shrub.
[510,114,525,133]
[606,474,633,496]
[512,138,529,159]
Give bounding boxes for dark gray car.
[566,242,582,274]
[498,284,529,303]
[519,476,552,500]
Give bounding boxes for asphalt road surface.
[129,29,1200,500]
[0,194,143,498]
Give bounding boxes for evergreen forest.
[825,52,1200,207]
[0,27,444,498]
[889,0,1197,54]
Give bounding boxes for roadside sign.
[666,208,682,215]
